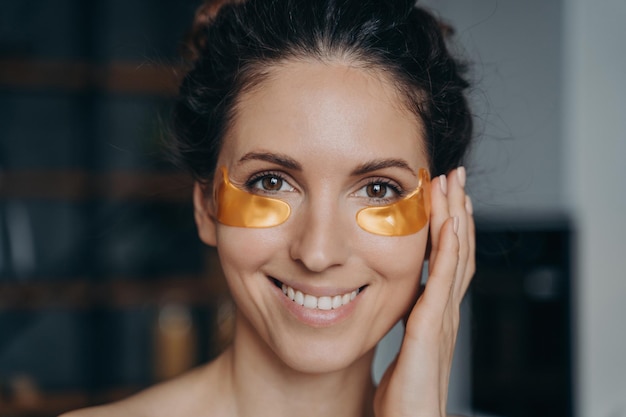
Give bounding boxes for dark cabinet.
[472,217,573,417]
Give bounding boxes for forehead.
[221,60,428,170]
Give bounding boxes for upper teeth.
[281,284,360,310]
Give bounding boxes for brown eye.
[247,172,295,194]
[261,176,283,191]
[366,183,388,199]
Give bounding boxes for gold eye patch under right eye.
[356,168,431,236]
[216,167,291,228]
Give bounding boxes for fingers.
[427,167,475,302]
[417,216,459,317]
[462,195,476,296]
[428,174,451,270]
[446,167,470,299]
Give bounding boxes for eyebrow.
[350,158,417,177]
[237,152,416,177]
[238,152,302,170]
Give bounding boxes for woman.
[64,0,474,415]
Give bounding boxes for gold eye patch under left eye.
[216,167,291,228]
[356,168,431,236]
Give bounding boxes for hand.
[374,167,476,417]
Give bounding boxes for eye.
[366,183,390,199]
[356,179,403,203]
[246,172,295,194]
[261,176,283,191]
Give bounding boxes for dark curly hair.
[169,0,473,182]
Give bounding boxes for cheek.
[215,225,286,277]
[360,227,429,282]
[358,228,429,336]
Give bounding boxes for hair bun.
[183,0,245,62]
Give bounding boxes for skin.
[60,59,474,417]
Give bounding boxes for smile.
[272,278,364,310]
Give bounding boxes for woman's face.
[196,60,430,373]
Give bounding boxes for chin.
[263,312,393,375]
[274,338,376,375]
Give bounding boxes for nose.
[289,198,350,272]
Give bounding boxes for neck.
[218,311,376,417]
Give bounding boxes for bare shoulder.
[59,401,135,417]
[59,356,230,417]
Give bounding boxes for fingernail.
[453,216,459,234]
[439,175,447,195]
[465,195,473,215]
[457,166,466,188]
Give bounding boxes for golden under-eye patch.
[356,168,431,236]
[216,166,430,236]
[216,167,291,228]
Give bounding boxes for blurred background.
[0,0,624,416]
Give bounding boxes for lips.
[271,278,365,311]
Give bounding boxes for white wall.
[423,0,565,216]
[564,0,626,416]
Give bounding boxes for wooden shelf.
[0,273,229,310]
[0,9,225,417]
[0,170,193,201]
[0,58,184,96]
